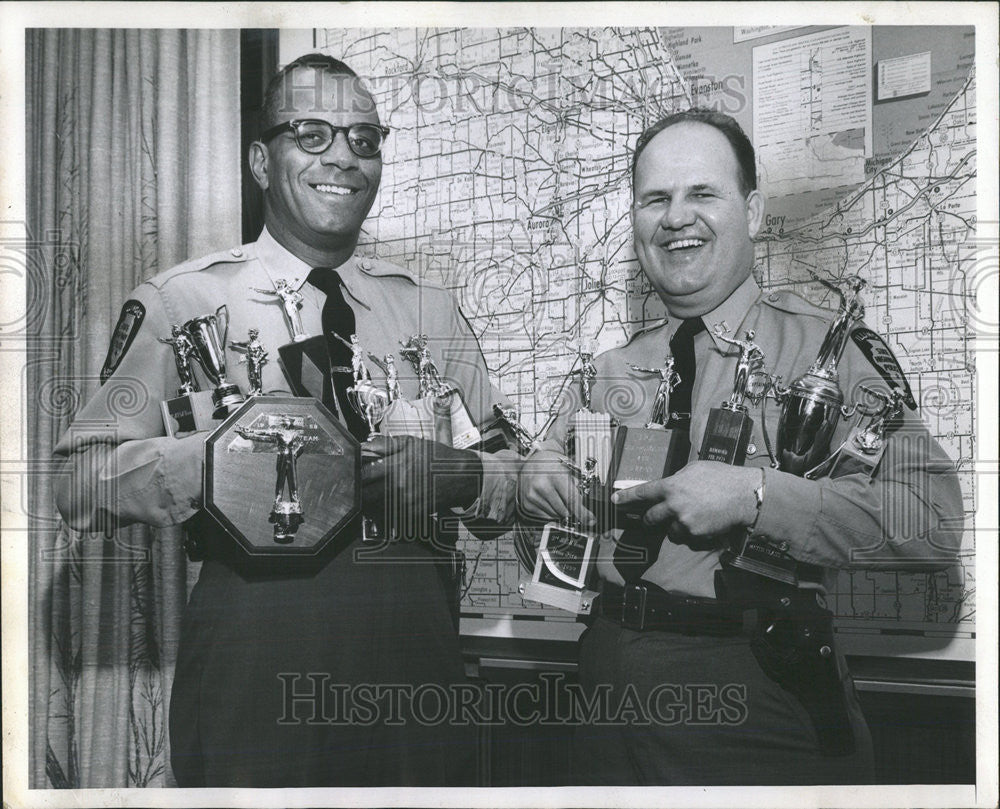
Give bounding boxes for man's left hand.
[611,461,759,545]
[361,435,483,525]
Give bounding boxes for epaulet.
[760,288,831,321]
[145,244,253,289]
[356,256,429,287]
[623,318,669,346]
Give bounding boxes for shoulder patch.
[850,326,917,411]
[100,299,146,383]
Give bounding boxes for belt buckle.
[621,584,648,631]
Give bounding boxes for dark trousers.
[169,540,476,787]
[571,617,875,786]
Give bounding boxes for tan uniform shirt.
[54,228,519,533]
[543,274,963,598]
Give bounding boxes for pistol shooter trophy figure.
[723,275,887,584]
[199,284,361,556]
[392,334,481,449]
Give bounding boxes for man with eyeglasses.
[55,54,519,787]
[518,109,962,784]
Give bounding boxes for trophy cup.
[520,457,601,615]
[809,385,905,480]
[230,328,268,397]
[182,305,244,417]
[699,330,768,465]
[724,275,867,584]
[159,323,221,436]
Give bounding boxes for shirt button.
[360,259,373,271]
[747,442,758,455]
[231,247,243,258]
[768,292,779,302]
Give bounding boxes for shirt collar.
[699,273,762,352]
[255,227,373,309]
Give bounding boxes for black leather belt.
[600,582,745,636]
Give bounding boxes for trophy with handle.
[159,323,222,436]
[724,275,867,584]
[182,305,244,416]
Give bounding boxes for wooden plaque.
[204,396,361,556]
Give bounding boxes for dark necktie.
[306,267,370,441]
[614,316,705,583]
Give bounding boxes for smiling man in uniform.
[519,109,962,785]
[55,54,519,787]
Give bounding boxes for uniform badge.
[850,326,917,411]
[100,300,146,383]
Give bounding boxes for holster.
[716,568,856,757]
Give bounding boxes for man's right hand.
[516,450,596,527]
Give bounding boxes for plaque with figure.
[204,397,361,556]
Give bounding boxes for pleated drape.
[26,28,241,788]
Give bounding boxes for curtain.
[27,29,241,788]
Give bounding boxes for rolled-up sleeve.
[53,283,206,531]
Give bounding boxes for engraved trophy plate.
[698,329,764,465]
[204,396,361,556]
[519,456,600,615]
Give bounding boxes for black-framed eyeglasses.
[260,119,390,158]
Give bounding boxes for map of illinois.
[317,28,976,637]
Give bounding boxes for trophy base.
[699,406,752,465]
[518,520,598,615]
[212,384,245,416]
[519,580,599,615]
[723,540,799,586]
[442,388,482,449]
[161,390,223,437]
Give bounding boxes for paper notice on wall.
[752,27,873,198]
[877,51,932,100]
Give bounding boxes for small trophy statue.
[566,346,614,488]
[159,324,221,436]
[384,353,402,403]
[257,278,330,402]
[699,329,767,466]
[725,275,867,584]
[230,328,268,397]
[345,335,390,442]
[182,305,244,416]
[252,279,309,342]
[397,334,481,448]
[234,416,318,543]
[609,356,689,499]
[520,457,601,615]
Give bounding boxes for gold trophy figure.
[625,356,681,429]
[230,328,268,397]
[235,417,318,543]
[252,279,308,342]
[160,325,201,395]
